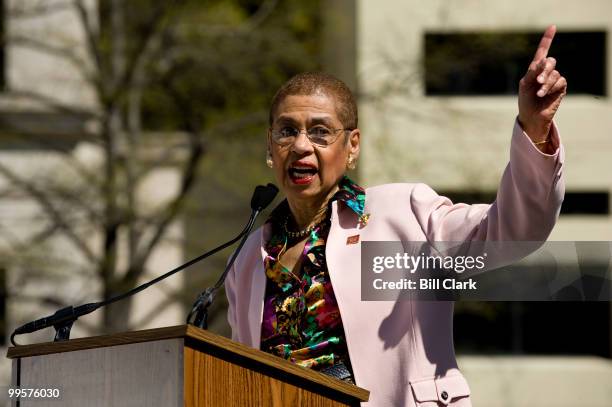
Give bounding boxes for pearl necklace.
[283,211,328,239]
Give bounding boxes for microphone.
[187,183,278,329]
[11,183,278,346]
[12,303,99,336]
[251,183,279,212]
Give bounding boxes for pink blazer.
[225,121,565,406]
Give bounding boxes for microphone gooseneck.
[11,183,278,346]
[187,183,278,329]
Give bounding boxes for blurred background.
[0,0,610,405]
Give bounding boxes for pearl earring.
[266,151,274,168]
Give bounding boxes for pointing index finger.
[533,25,557,63]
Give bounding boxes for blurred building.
[0,0,185,387]
[323,0,612,405]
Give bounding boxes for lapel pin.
[358,213,370,228]
[346,234,360,245]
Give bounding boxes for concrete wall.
[458,355,612,407]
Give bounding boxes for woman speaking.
[225,25,566,406]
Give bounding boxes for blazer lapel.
[247,225,269,349]
[326,200,364,368]
[327,200,363,286]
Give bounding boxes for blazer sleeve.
[411,119,565,242]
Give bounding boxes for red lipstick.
[288,161,318,185]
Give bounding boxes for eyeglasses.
[269,126,351,147]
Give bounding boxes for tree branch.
[5,35,97,85]
[1,132,104,193]
[132,287,185,328]
[4,89,100,118]
[0,218,63,254]
[73,0,104,80]
[39,180,103,223]
[0,222,28,252]
[0,162,99,264]
[133,110,266,185]
[7,2,74,19]
[178,0,279,37]
[124,130,204,285]
[108,1,178,105]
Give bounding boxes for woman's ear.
[348,128,360,160]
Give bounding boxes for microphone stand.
[10,183,278,346]
[187,212,258,329]
[187,183,279,329]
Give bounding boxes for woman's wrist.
[532,135,554,153]
[517,117,554,153]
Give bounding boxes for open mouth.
[288,163,318,185]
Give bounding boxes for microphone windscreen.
[251,183,279,211]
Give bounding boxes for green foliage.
[135,0,321,133]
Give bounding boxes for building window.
[439,191,610,215]
[424,31,606,96]
[455,302,611,357]
[560,191,609,215]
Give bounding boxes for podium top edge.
[6,324,370,402]
[6,324,190,359]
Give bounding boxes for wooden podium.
[6,325,369,406]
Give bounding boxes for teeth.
[289,168,316,178]
[290,167,317,173]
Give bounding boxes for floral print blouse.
[260,176,366,373]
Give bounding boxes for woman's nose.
[291,130,315,154]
